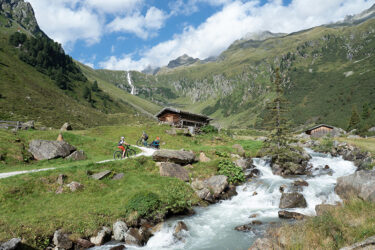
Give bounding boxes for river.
[95,149,356,250]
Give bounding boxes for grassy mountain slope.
[77,63,161,117]
[0,11,145,129]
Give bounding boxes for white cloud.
[100,0,374,71]
[28,0,103,48]
[85,0,143,14]
[106,7,168,39]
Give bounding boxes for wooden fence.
[0,120,22,129]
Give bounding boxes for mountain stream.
[127,72,136,95]
[95,149,356,250]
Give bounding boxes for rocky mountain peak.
[0,0,41,34]
[167,54,199,68]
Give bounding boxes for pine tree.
[92,81,99,92]
[83,86,92,102]
[348,106,360,131]
[361,102,371,120]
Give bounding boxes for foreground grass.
[0,158,199,248]
[275,199,375,250]
[0,124,262,172]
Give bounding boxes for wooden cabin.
[305,124,334,138]
[156,107,212,128]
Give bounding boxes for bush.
[217,159,245,184]
[125,191,161,218]
[201,125,218,134]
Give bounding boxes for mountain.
[0,0,146,129]
[328,4,375,27]
[110,5,375,129]
[167,54,200,68]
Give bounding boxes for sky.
[27,0,375,71]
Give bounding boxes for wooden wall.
[310,126,333,137]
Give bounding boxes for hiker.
[118,136,129,158]
[142,131,149,146]
[150,136,160,149]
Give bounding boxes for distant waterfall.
[127,72,135,95]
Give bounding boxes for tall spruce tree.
[348,106,360,131]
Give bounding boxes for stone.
[60,122,72,131]
[159,162,189,182]
[221,185,238,200]
[235,157,253,170]
[110,245,126,250]
[195,188,212,201]
[252,191,258,196]
[278,210,305,220]
[293,179,309,187]
[205,175,228,198]
[66,150,87,161]
[150,222,164,234]
[234,224,252,232]
[251,220,262,225]
[152,149,196,165]
[279,184,287,193]
[21,120,34,130]
[66,181,84,192]
[112,173,125,180]
[232,144,245,155]
[368,127,375,132]
[324,165,330,169]
[199,152,211,162]
[315,204,339,216]
[75,238,94,248]
[113,221,128,241]
[279,192,307,209]
[340,235,375,250]
[90,227,112,246]
[124,228,143,246]
[53,230,72,249]
[91,170,112,180]
[191,180,205,190]
[249,214,257,218]
[0,238,21,250]
[249,238,279,250]
[55,186,64,194]
[57,174,67,185]
[174,221,188,237]
[335,170,375,202]
[28,140,76,160]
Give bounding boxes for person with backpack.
[142,131,149,146]
[150,136,160,149]
[118,136,129,158]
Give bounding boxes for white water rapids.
[95,149,357,250]
[127,72,136,95]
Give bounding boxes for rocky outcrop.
[53,230,72,249]
[113,221,128,241]
[340,235,375,250]
[335,170,375,202]
[235,157,253,170]
[153,149,196,165]
[66,150,86,161]
[28,140,76,160]
[159,162,189,182]
[90,227,112,246]
[21,120,34,130]
[278,210,305,220]
[279,192,307,208]
[191,175,230,202]
[0,238,21,250]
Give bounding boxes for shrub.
[201,125,218,134]
[217,159,245,184]
[125,191,161,218]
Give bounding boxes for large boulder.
[153,149,195,165]
[113,221,128,241]
[335,170,375,202]
[124,228,144,246]
[0,238,21,250]
[205,175,228,198]
[159,162,189,182]
[60,122,72,131]
[67,181,84,192]
[28,140,76,160]
[21,120,34,130]
[66,150,87,161]
[279,192,307,209]
[90,227,112,246]
[234,157,253,170]
[53,230,72,249]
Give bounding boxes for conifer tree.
[92,80,99,92]
[348,106,360,131]
[361,102,371,120]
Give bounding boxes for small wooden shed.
[305,124,334,138]
[156,107,212,128]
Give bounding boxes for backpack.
[144,134,149,140]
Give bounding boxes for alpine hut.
[305,124,334,138]
[156,107,212,128]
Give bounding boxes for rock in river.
[278,210,305,220]
[279,192,307,209]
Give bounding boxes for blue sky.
[27,0,374,71]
